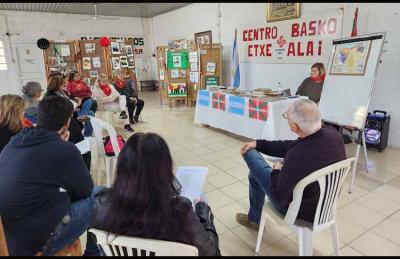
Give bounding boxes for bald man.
[236,99,346,230]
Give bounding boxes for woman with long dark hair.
[92,133,220,256]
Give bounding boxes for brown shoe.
[236,213,259,231]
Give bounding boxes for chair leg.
[298,228,313,256]
[255,213,267,254]
[330,222,340,256]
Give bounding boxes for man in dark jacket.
[112,69,145,124]
[236,99,346,229]
[0,96,104,256]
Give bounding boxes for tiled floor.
[86,90,400,256]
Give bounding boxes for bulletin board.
[199,43,223,89]
[78,40,108,86]
[107,39,137,83]
[43,40,80,80]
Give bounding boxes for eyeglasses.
[282,111,288,119]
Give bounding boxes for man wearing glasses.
[236,99,346,230]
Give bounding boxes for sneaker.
[236,213,259,231]
[77,115,90,123]
[124,124,134,132]
[134,115,139,122]
[120,114,128,119]
[119,111,126,117]
[129,117,135,125]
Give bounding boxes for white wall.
[151,3,400,148]
[0,10,151,95]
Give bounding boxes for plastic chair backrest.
[89,229,199,256]
[284,158,355,231]
[89,116,121,158]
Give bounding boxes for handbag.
[103,134,125,156]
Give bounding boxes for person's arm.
[93,87,117,104]
[296,79,307,96]
[255,139,298,157]
[188,201,220,256]
[57,143,94,201]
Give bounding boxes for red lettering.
[243,30,248,41]
[266,44,272,56]
[265,27,271,39]
[259,44,266,56]
[306,41,313,56]
[327,18,337,34]
[259,27,265,40]
[300,22,307,37]
[253,29,259,40]
[318,20,326,35]
[248,29,253,41]
[297,42,304,56]
[292,23,299,37]
[318,40,322,55]
[271,27,278,39]
[309,21,317,36]
[248,45,253,57]
[254,44,259,56]
[287,42,295,56]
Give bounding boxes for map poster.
[329,40,372,76]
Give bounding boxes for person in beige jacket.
[93,73,134,132]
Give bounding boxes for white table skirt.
[194,90,302,141]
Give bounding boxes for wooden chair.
[1,216,82,256]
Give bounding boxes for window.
[0,41,7,70]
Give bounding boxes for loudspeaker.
[358,110,390,152]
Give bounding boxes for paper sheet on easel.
[176,166,208,202]
[75,137,91,154]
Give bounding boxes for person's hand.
[273,161,283,170]
[130,97,137,102]
[74,97,82,106]
[59,130,70,142]
[240,141,256,156]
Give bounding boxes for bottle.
[277,82,283,94]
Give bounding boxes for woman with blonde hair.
[93,73,134,132]
[0,95,27,153]
[295,62,326,104]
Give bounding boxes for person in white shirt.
[93,74,134,132]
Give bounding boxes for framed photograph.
[85,43,96,54]
[82,57,91,70]
[170,69,179,79]
[195,30,212,45]
[173,55,182,68]
[112,57,121,70]
[159,69,165,81]
[179,69,187,78]
[92,57,101,68]
[190,62,198,72]
[90,71,98,78]
[120,43,126,54]
[266,3,300,22]
[83,78,91,85]
[168,82,187,97]
[120,56,128,68]
[206,62,216,74]
[329,40,372,76]
[127,56,135,68]
[111,42,120,54]
[126,45,133,56]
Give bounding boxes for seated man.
[0,96,104,256]
[236,99,346,229]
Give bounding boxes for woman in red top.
[66,72,97,113]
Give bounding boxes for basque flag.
[232,29,240,88]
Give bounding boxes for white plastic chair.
[255,157,355,256]
[89,116,121,187]
[89,228,199,256]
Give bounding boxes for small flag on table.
[249,98,269,121]
[212,92,226,111]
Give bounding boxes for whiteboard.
[319,32,386,130]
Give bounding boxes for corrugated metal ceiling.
[0,3,191,18]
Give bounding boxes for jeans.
[41,185,107,256]
[78,98,95,137]
[243,149,287,224]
